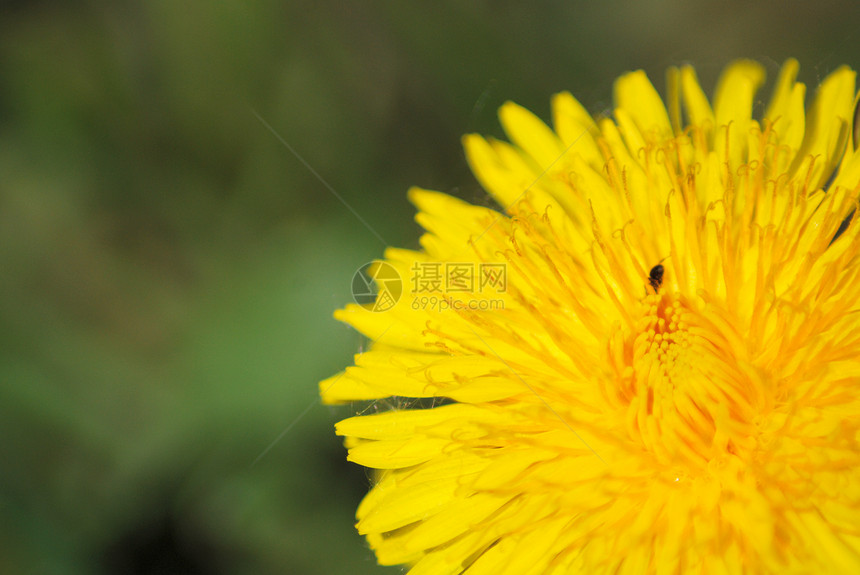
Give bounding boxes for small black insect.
[648,264,665,293]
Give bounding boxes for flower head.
[321,59,860,573]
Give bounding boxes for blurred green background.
[1,1,858,573]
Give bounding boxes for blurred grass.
[0,1,859,573]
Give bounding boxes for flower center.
[635,295,693,402]
[623,293,731,471]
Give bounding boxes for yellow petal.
[764,58,806,153]
[551,91,602,167]
[713,59,765,170]
[614,69,672,140]
[792,64,856,190]
[499,101,565,171]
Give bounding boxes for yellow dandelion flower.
[321,59,860,574]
